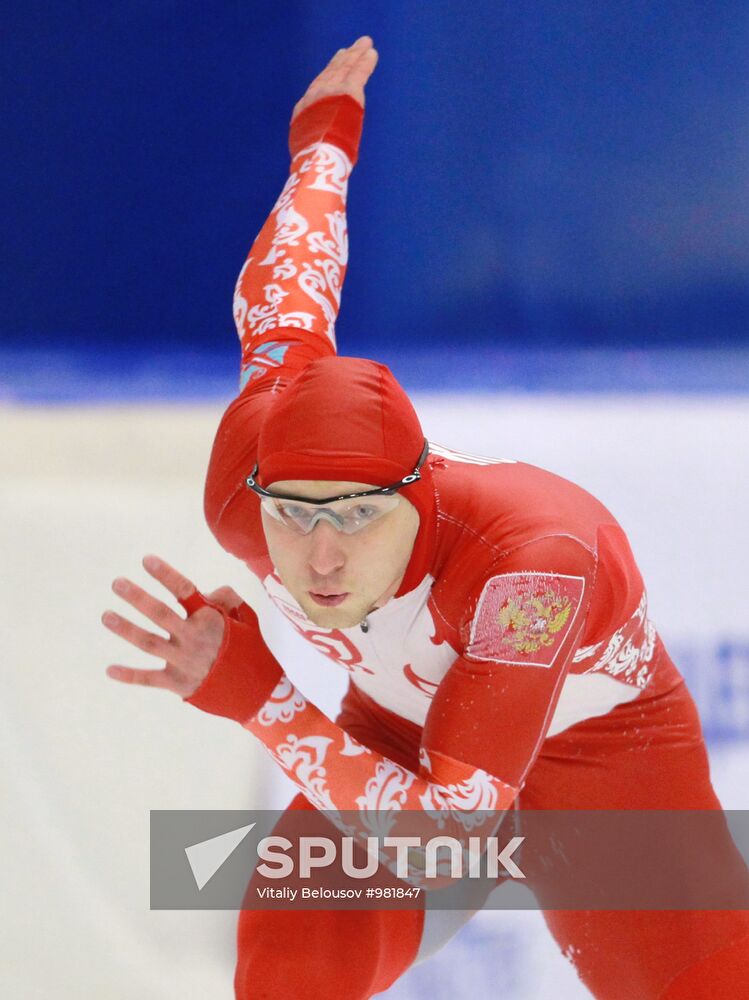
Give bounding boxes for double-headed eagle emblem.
[498,589,573,654]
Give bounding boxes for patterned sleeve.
[203,95,364,563]
[183,603,519,858]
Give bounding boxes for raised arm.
[234,36,378,386]
[203,38,378,566]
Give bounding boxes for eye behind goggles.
[244,439,429,535]
[260,494,401,535]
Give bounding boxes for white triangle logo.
[184,822,256,891]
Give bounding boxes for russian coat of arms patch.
[467,572,586,667]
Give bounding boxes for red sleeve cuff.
[288,94,364,165]
[183,604,283,723]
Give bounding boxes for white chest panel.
[262,573,458,725]
[262,575,648,736]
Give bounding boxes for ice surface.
[3,393,747,999]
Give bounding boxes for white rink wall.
[2,393,748,1000]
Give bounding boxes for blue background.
[3,1,748,397]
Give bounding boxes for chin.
[300,598,367,630]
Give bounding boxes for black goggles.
[245,439,430,505]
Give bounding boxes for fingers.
[292,36,378,122]
[348,44,378,89]
[101,609,172,659]
[329,37,373,68]
[308,45,350,88]
[338,39,378,92]
[105,664,176,691]
[338,36,374,70]
[334,37,376,82]
[141,554,197,603]
[102,557,196,667]
[111,575,185,633]
[311,36,375,89]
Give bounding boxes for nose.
[307,520,346,579]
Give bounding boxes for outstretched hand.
[102,555,242,697]
[292,35,379,122]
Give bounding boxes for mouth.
[309,591,350,607]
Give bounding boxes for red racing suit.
[187,94,749,1000]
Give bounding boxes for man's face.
[261,479,420,629]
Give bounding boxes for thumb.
[202,586,243,614]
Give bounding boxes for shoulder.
[429,443,615,555]
[426,444,644,648]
